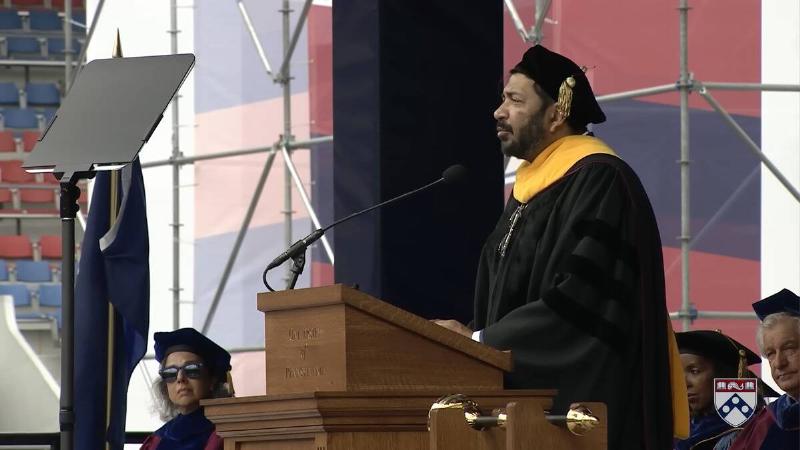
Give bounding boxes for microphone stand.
[287,252,306,290]
[262,172,460,292]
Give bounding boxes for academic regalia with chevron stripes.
[472,45,680,450]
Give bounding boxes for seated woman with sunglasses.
[141,328,234,450]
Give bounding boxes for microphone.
[263,164,467,290]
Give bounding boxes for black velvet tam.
[511,44,606,127]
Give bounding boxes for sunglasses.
[159,362,206,383]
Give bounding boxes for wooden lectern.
[203,285,606,450]
[428,400,607,450]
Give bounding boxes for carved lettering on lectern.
[285,366,326,378]
[288,327,321,341]
[299,343,308,360]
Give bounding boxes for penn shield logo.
[714,378,758,427]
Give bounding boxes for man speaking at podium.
[435,45,685,450]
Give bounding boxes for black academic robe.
[474,154,673,450]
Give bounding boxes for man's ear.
[547,105,568,133]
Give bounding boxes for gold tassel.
[556,76,576,119]
[737,349,746,379]
[226,371,236,397]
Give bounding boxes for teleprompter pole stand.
[58,175,83,450]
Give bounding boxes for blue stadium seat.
[49,309,61,329]
[7,37,41,55]
[0,10,22,30]
[0,260,8,281]
[1,109,38,129]
[25,83,60,107]
[30,10,61,31]
[40,108,56,127]
[15,260,52,282]
[38,283,61,307]
[0,283,31,307]
[47,37,80,56]
[15,311,46,320]
[71,10,85,31]
[0,83,20,106]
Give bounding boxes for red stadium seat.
[0,235,33,259]
[0,188,12,203]
[22,131,39,152]
[0,131,16,152]
[39,235,61,259]
[52,0,84,10]
[0,160,35,183]
[11,0,45,7]
[20,188,56,204]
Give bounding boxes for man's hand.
[432,319,473,338]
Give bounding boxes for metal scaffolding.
[74,1,798,333]
[507,0,800,329]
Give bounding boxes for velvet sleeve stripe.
[563,254,635,306]
[542,286,627,352]
[572,219,638,273]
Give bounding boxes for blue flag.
[74,158,149,450]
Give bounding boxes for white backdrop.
[761,0,800,389]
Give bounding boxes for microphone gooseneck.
[262,164,468,291]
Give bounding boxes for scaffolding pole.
[198,0,334,331]
[702,82,800,92]
[169,0,181,329]
[236,0,274,76]
[201,149,278,334]
[669,311,758,320]
[532,0,552,44]
[596,84,678,103]
[699,87,800,202]
[280,0,294,287]
[63,0,72,88]
[504,0,530,43]
[280,144,335,263]
[140,136,332,168]
[67,0,106,91]
[678,0,692,331]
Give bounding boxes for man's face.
[680,353,715,416]
[493,73,550,161]
[762,317,800,399]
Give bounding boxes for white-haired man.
[729,289,799,450]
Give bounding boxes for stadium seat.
[15,260,52,282]
[0,82,20,107]
[40,108,56,127]
[1,109,38,129]
[25,83,60,107]
[0,10,21,30]
[7,36,41,56]
[38,235,61,259]
[0,260,8,281]
[0,283,31,307]
[0,130,16,152]
[22,130,39,152]
[47,37,80,56]
[0,160,35,182]
[38,283,61,307]
[0,235,33,259]
[0,188,12,204]
[20,188,56,204]
[52,0,84,10]
[29,10,61,31]
[12,0,46,6]
[70,10,85,31]
[48,309,61,329]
